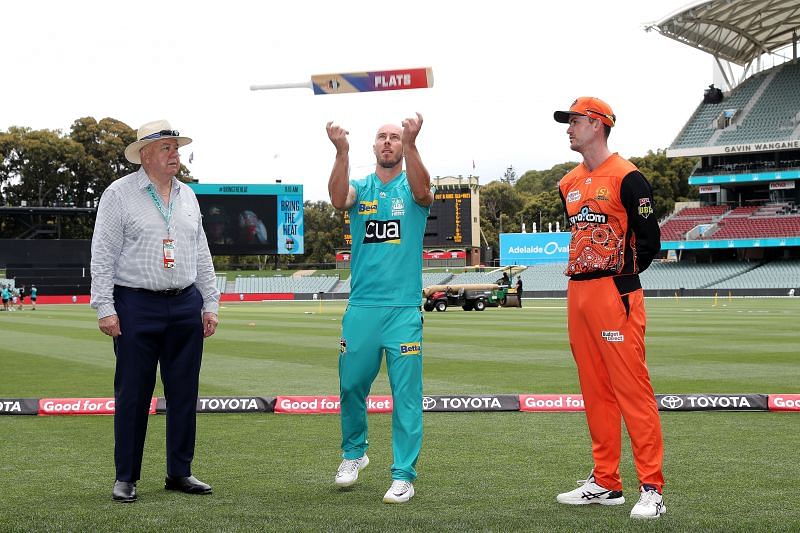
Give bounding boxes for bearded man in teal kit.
[326,113,433,504]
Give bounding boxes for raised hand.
[326,121,350,153]
[401,112,423,146]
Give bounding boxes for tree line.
[1,117,698,266]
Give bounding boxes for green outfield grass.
[1,297,799,532]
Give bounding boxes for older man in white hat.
[91,120,220,503]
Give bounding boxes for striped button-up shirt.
[90,168,220,319]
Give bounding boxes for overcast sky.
[3,1,712,202]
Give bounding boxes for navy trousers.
[112,285,204,482]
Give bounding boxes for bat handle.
[249,81,312,91]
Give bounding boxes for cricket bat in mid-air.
[250,67,433,95]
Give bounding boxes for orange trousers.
[567,276,665,492]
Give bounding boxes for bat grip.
[249,82,312,91]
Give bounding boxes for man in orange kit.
[553,96,666,519]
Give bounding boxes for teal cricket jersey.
[347,171,431,307]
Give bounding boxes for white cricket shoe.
[335,454,369,487]
[556,470,625,505]
[630,486,666,519]
[382,480,415,504]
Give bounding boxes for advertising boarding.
[499,232,570,265]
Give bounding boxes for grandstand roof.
[647,0,800,66]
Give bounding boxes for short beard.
[378,155,403,169]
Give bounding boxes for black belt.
[124,285,192,296]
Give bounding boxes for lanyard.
[146,183,174,234]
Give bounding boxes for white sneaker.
[382,480,415,504]
[334,454,369,487]
[556,470,625,506]
[630,486,666,519]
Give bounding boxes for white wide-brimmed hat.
[124,120,192,164]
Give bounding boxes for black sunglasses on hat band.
[584,109,615,127]
[141,129,180,141]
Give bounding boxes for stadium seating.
[724,206,759,218]
[422,272,453,287]
[641,261,754,290]
[671,61,800,150]
[706,259,800,289]
[670,72,766,149]
[659,205,728,241]
[416,261,797,292]
[661,203,800,241]
[447,272,503,285]
[515,264,568,291]
[419,266,570,292]
[233,275,339,294]
[710,215,800,239]
[451,260,792,291]
[220,261,799,295]
[716,61,800,145]
[331,277,351,293]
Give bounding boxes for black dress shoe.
[164,475,212,495]
[112,480,137,503]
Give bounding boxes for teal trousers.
[339,305,423,481]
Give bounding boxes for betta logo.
[363,220,401,244]
[358,200,378,215]
[399,342,421,355]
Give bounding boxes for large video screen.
[188,183,304,255]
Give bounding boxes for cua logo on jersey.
[363,219,401,244]
[400,342,421,355]
[358,200,378,215]
[638,198,653,218]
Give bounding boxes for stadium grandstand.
[3,2,800,302]
[642,0,800,287]
[248,1,800,301]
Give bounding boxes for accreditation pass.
[163,239,176,268]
